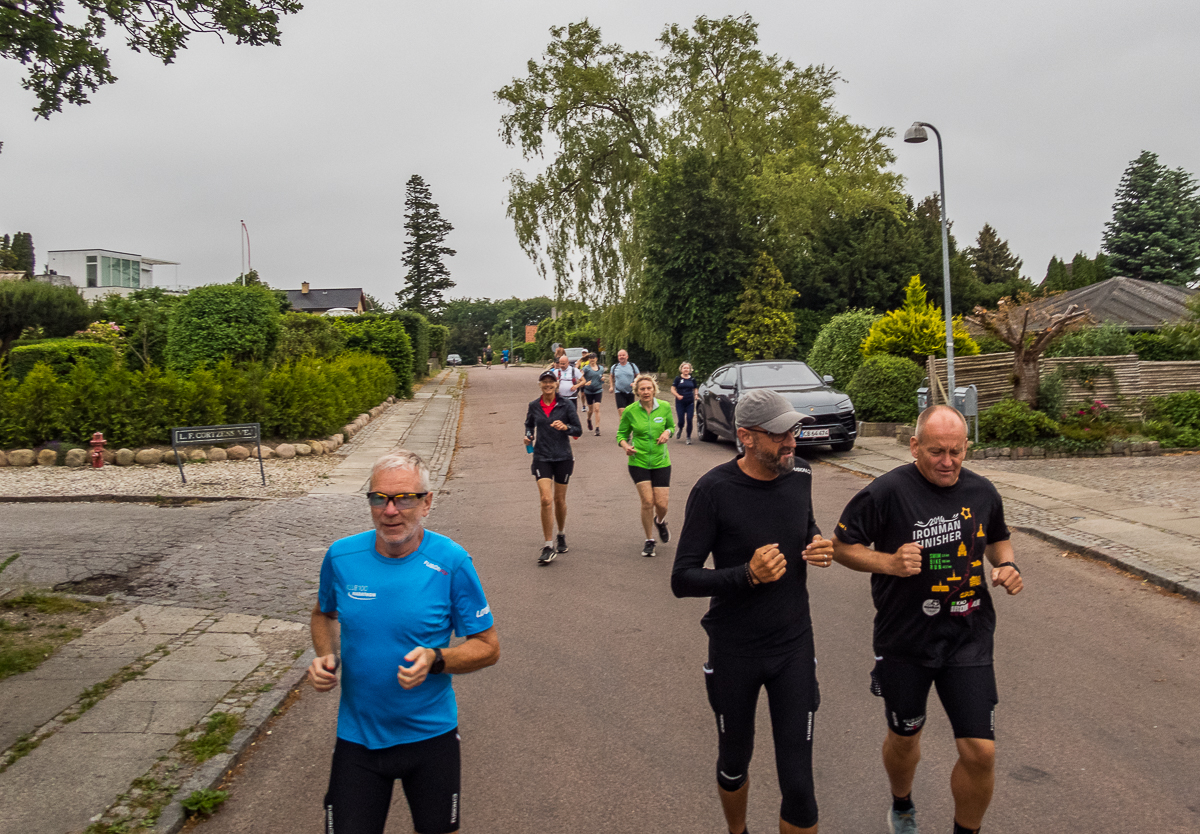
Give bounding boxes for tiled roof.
[285,287,365,312]
[1027,277,1196,330]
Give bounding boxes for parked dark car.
[695,360,857,452]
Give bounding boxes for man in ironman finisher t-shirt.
[832,405,1022,834]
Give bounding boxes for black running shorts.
[870,658,997,740]
[324,729,461,834]
[628,464,671,488]
[615,391,636,409]
[532,458,574,484]
[584,390,603,404]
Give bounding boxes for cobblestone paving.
[976,451,1200,512]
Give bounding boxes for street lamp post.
[904,121,956,401]
[507,319,514,363]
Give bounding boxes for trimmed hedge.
[332,318,414,398]
[390,310,431,379]
[979,398,1060,445]
[0,353,394,448]
[805,309,879,389]
[845,355,924,423]
[165,284,282,371]
[8,339,118,380]
[428,324,449,362]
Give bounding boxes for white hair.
[369,450,431,492]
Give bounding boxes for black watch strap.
[429,647,446,675]
[997,561,1020,575]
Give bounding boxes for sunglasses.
[366,491,429,509]
[745,426,799,443]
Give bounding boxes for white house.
[45,249,181,301]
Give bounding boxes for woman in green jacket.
[616,373,675,557]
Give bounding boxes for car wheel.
[829,438,855,453]
[697,409,718,442]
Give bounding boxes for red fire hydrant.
[90,432,107,468]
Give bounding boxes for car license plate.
[799,428,830,439]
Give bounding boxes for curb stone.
[155,647,317,834]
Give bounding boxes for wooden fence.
[923,353,1200,418]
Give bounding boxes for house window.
[86,256,98,288]
[100,256,141,288]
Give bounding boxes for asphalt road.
[194,366,1200,834]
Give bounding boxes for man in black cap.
[671,388,835,834]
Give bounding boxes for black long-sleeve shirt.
[672,458,821,657]
[524,395,582,461]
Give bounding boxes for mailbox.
[917,384,930,412]
[953,385,980,442]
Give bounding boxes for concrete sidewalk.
[825,436,1200,600]
[0,370,469,834]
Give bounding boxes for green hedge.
[0,353,394,448]
[8,340,118,380]
[428,324,449,361]
[845,355,923,423]
[390,310,431,379]
[805,309,879,389]
[979,398,1061,445]
[332,318,414,398]
[165,284,282,371]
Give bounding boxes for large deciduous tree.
[1102,151,1200,286]
[396,175,456,317]
[1,0,303,118]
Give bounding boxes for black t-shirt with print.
[836,463,1010,667]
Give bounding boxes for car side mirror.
[822,374,834,385]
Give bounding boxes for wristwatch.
[429,647,445,675]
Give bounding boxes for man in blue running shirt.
[309,450,500,834]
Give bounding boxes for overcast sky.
[2,1,1197,305]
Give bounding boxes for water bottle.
[525,436,534,454]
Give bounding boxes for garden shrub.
[333,318,414,397]
[1144,391,1200,430]
[845,355,924,423]
[428,324,449,362]
[11,364,67,446]
[60,360,112,444]
[8,340,117,380]
[389,310,431,380]
[1130,331,1200,361]
[805,309,880,388]
[979,398,1060,445]
[1044,323,1132,358]
[273,312,347,364]
[165,284,282,371]
[861,277,979,364]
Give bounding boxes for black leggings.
[675,400,694,437]
[703,645,820,829]
[324,730,461,834]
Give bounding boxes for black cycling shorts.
[628,464,671,488]
[584,390,603,404]
[532,458,574,484]
[870,658,998,740]
[324,729,461,834]
[704,645,820,829]
[615,391,636,409]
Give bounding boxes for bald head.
[915,405,968,442]
[911,405,969,487]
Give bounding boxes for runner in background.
[670,362,698,445]
[526,369,583,564]
[581,352,606,436]
[616,373,674,557]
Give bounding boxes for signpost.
[170,423,266,485]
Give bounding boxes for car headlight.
[837,398,853,411]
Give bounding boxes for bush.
[1044,323,1132,357]
[7,339,117,380]
[861,276,979,364]
[428,324,449,362]
[389,310,431,380]
[806,309,880,389]
[979,398,1060,445]
[1144,391,1200,430]
[333,318,414,397]
[1129,331,1200,361]
[845,355,924,423]
[0,280,90,357]
[165,284,282,371]
[273,312,347,364]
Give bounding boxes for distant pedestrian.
[616,373,674,557]
[670,362,697,444]
[484,346,493,370]
[526,369,583,564]
[309,450,499,834]
[581,353,606,436]
[832,405,1024,834]
[608,349,640,419]
[501,348,509,368]
[552,355,584,413]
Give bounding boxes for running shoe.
[641,539,656,557]
[887,806,918,834]
[556,533,568,553]
[587,416,593,430]
[538,545,556,565]
[654,518,670,543]
[686,438,692,445]
[594,427,600,436]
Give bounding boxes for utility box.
[953,385,980,442]
[917,384,931,412]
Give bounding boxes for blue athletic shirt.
[318,529,494,748]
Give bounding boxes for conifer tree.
[1102,151,1200,286]
[1043,256,1071,292]
[726,253,797,361]
[10,232,35,276]
[396,175,457,317]
[965,223,1023,286]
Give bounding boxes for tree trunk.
[1011,347,1040,406]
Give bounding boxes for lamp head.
[904,123,929,143]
